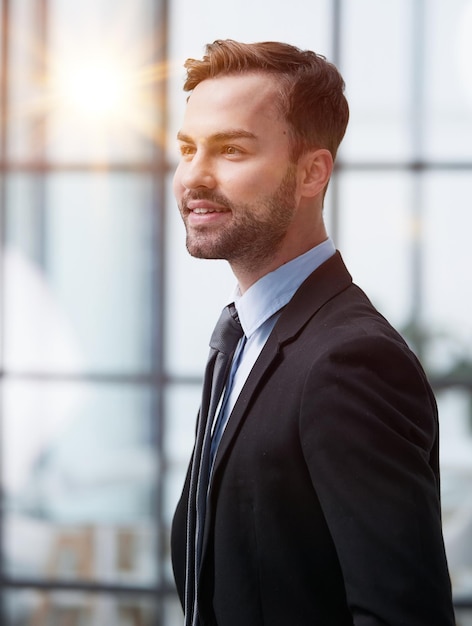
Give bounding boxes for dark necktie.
[184,304,244,626]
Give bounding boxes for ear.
[298,149,333,198]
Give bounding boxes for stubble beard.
[180,166,298,272]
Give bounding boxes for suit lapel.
[210,251,352,481]
[210,336,281,480]
[200,251,352,564]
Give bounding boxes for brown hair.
[183,39,349,161]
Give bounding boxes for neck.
[231,227,328,294]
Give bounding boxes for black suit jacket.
[172,252,455,625]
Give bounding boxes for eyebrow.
[176,129,258,144]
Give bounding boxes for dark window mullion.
[151,0,171,623]
[0,1,11,622]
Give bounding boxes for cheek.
[236,171,285,201]
[226,165,282,195]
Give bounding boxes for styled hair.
[183,39,349,161]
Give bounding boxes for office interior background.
[1,0,472,624]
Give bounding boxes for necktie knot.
[209,304,244,355]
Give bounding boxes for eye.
[179,144,196,157]
[223,145,242,156]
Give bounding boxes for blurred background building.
[0,0,471,624]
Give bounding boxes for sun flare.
[55,60,131,119]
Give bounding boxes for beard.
[179,166,297,271]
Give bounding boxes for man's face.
[173,73,301,271]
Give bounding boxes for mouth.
[186,199,229,214]
[183,199,231,226]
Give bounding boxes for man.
[171,39,455,625]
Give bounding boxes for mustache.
[181,190,231,208]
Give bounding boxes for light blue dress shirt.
[210,237,336,466]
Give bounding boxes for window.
[1,0,471,623]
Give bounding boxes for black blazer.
[172,252,455,626]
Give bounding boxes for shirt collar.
[232,238,336,338]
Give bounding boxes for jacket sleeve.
[299,332,455,626]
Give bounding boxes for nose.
[177,151,216,191]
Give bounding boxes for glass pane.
[163,384,199,516]
[7,0,161,163]
[421,172,472,377]
[6,0,43,161]
[437,388,472,600]
[164,594,185,626]
[423,0,472,160]
[336,171,413,331]
[162,384,201,583]
[454,608,472,626]
[4,172,157,374]
[168,0,332,63]
[47,0,161,163]
[339,0,414,161]
[2,379,159,585]
[3,589,158,626]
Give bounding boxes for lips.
[186,199,229,214]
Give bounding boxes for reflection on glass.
[337,171,413,330]
[339,0,413,160]
[457,1,472,106]
[162,384,201,583]
[454,608,472,626]
[422,172,472,377]
[438,388,472,600]
[424,0,472,160]
[5,173,157,374]
[4,589,158,626]
[164,594,186,626]
[2,380,159,586]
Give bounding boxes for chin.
[186,241,222,260]
[185,233,223,260]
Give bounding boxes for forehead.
[181,73,287,137]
